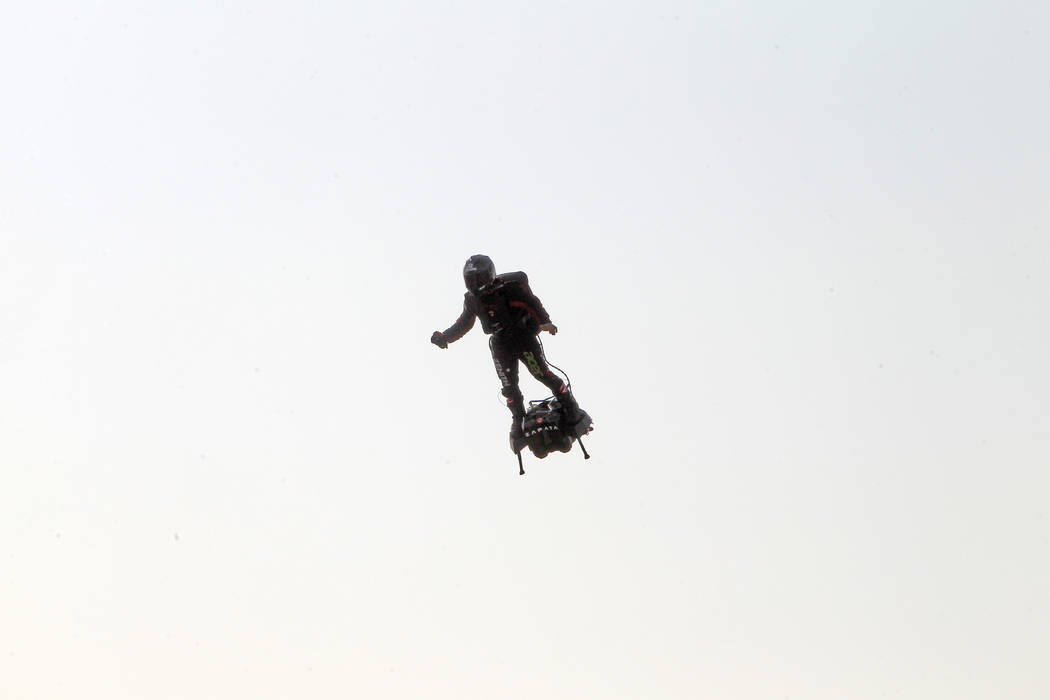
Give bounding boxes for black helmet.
[463,254,496,292]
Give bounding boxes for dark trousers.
[489,333,569,419]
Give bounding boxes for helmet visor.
[464,268,493,292]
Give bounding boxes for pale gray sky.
[2,2,1048,698]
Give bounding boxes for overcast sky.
[2,2,1048,698]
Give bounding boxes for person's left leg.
[517,335,579,421]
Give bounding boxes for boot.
[508,400,526,453]
[509,415,526,453]
[557,389,580,425]
[510,415,524,441]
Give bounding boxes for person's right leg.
[490,337,526,444]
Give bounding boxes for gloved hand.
[539,323,558,335]
[431,331,449,349]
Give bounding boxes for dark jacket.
[442,272,552,344]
